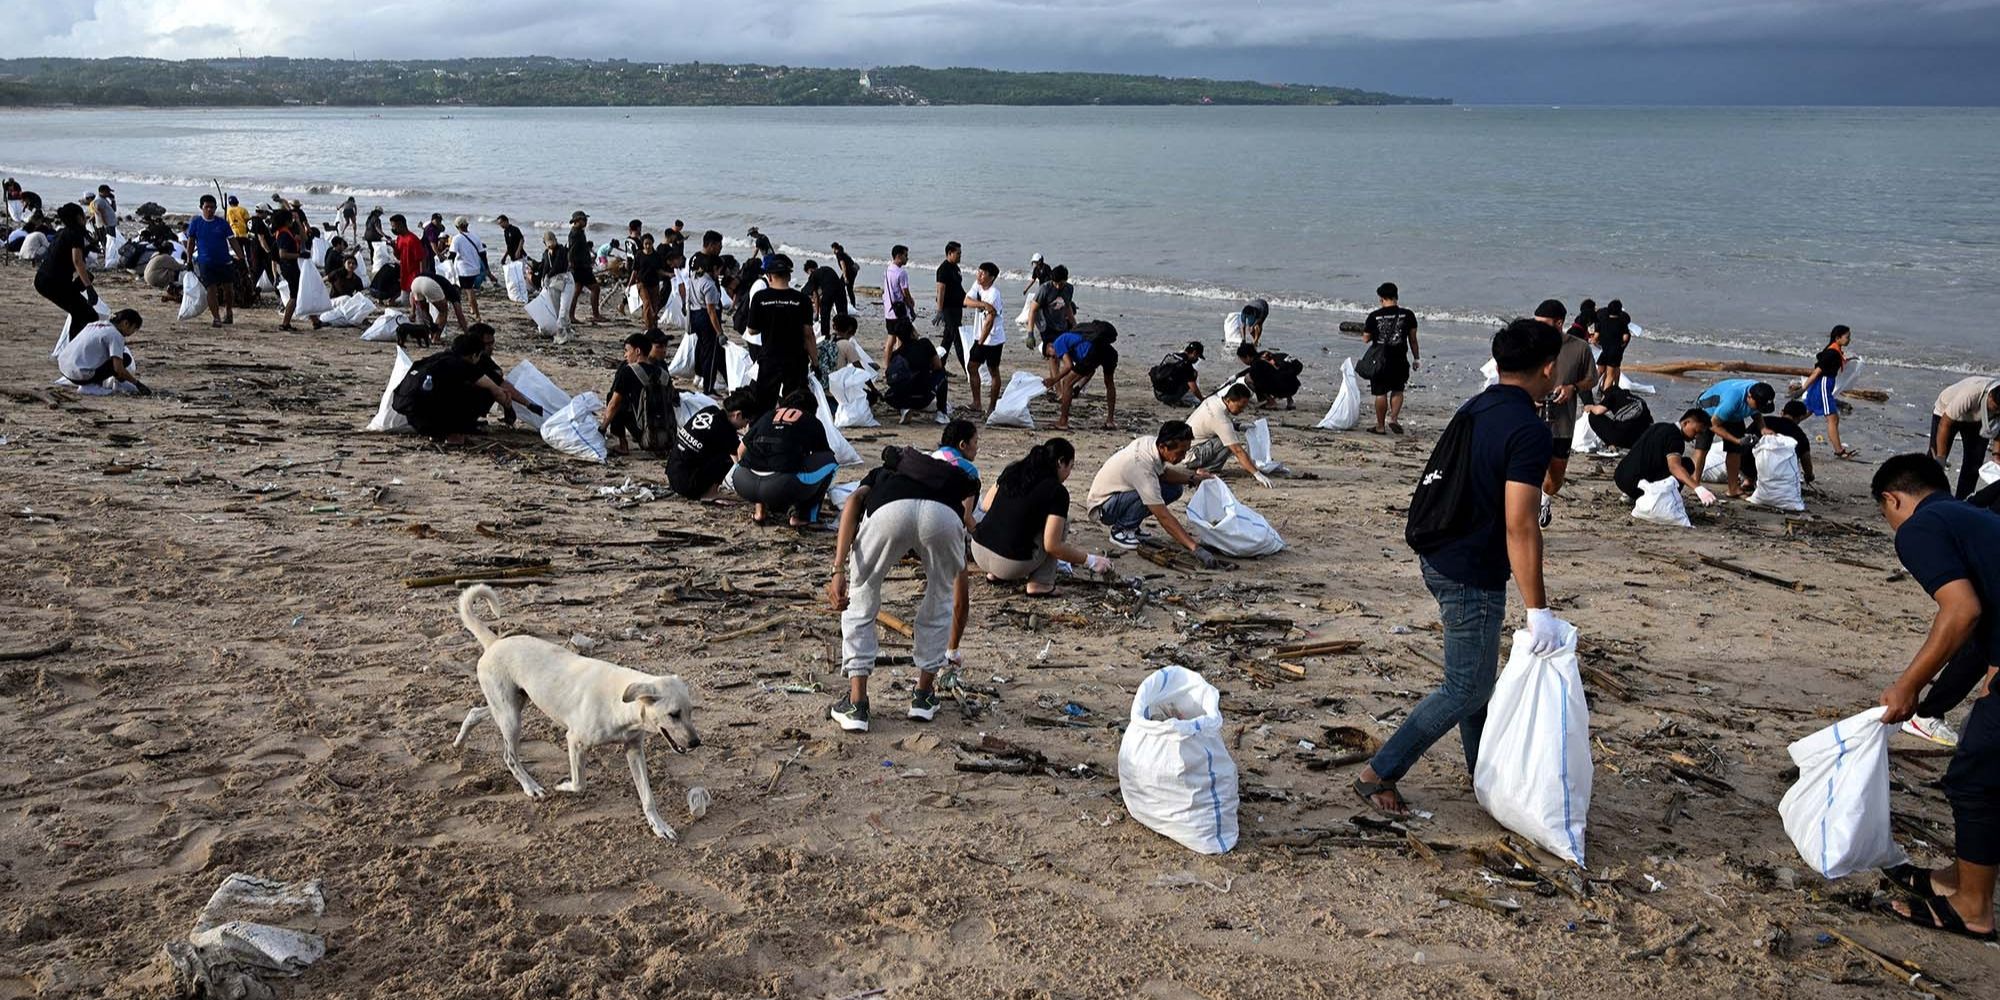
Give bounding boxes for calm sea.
[3,104,1994,439]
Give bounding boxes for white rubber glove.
[1253,471,1275,489]
[1694,486,1717,506]
[1524,608,1564,656]
[1084,553,1112,574]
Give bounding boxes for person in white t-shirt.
[448,217,485,323]
[962,262,1005,412]
[57,309,149,394]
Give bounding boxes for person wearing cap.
[1023,252,1051,307]
[749,254,815,408]
[1362,284,1420,434]
[565,211,603,327]
[1532,298,1597,526]
[1149,341,1206,407]
[449,216,485,324]
[1932,376,2000,499]
[1690,378,1778,498]
[91,184,117,235]
[1224,298,1267,350]
[801,258,848,342]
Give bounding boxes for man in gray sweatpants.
[825,449,977,733]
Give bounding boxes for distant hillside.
[0,57,1448,108]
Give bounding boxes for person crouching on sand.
[971,437,1113,597]
[55,309,149,395]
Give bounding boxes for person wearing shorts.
[962,261,1004,412]
[1593,299,1632,392]
[1690,378,1776,497]
[1362,283,1419,434]
[1801,325,1854,458]
[1047,329,1118,430]
[184,193,238,327]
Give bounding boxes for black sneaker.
[908,689,941,722]
[829,697,870,733]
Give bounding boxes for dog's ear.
[621,682,657,705]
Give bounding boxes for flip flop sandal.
[1882,895,1999,942]
[1352,778,1411,819]
[1389,422,1405,435]
[1366,427,1387,435]
[1882,863,1942,898]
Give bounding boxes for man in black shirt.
[565,211,603,326]
[1615,409,1719,503]
[496,214,525,262]
[1362,282,1420,434]
[935,242,967,370]
[667,389,757,501]
[601,333,676,456]
[802,259,848,341]
[469,323,543,426]
[1764,400,1819,485]
[1593,298,1633,394]
[887,334,949,423]
[397,332,512,444]
[748,255,815,408]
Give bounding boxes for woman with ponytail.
[971,437,1113,595]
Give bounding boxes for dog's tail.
[458,583,502,649]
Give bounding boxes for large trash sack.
[1572,411,1607,455]
[288,264,333,315]
[1630,477,1691,527]
[525,288,562,335]
[1473,618,1592,866]
[503,259,532,303]
[1119,665,1240,855]
[1245,418,1285,473]
[366,348,415,432]
[177,270,206,321]
[1980,460,2000,492]
[164,872,326,1000]
[505,360,570,431]
[1701,446,1728,483]
[808,376,863,467]
[1185,479,1285,557]
[723,341,758,391]
[318,294,375,328]
[17,231,49,261]
[1779,707,1906,879]
[667,332,699,378]
[675,391,718,425]
[1316,357,1362,431]
[829,366,879,429]
[51,296,114,358]
[1749,434,1806,512]
[986,371,1046,429]
[541,392,609,463]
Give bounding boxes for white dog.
[453,584,702,839]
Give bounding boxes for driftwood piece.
[1625,359,1815,379]
[403,562,552,589]
[877,611,915,638]
[0,638,72,662]
[1625,921,1706,961]
[711,614,795,643]
[1435,888,1521,917]
[1826,929,1953,992]
[1697,554,1807,592]
[1267,639,1362,658]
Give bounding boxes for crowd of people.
[6,178,1999,945]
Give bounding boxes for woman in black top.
[633,233,664,333]
[36,202,99,331]
[727,389,838,528]
[970,438,1111,595]
[271,209,303,331]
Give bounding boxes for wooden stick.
[1625,359,1815,379]
[711,614,794,643]
[1624,921,1705,961]
[1435,888,1520,917]
[1697,554,1808,592]
[877,611,915,638]
[765,744,805,795]
[1826,929,1952,992]
[1267,639,1362,658]
[1659,789,1687,832]
[402,562,552,589]
[0,637,71,662]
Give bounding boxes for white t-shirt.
[58,321,128,383]
[450,230,483,272]
[964,281,1005,347]
[410,275,447,304]
[1223,311,1249,347]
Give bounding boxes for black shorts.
[968,342,1003,373]
[572,269,597,289]
[197,260,236,287]
[457,276,478,290]
[1074,344,1117,378]
[1695,419,1748,455]
[885,316,915,339]
[1368,374,1408,396]
[1596,348,1625,369]
[667,457,729,500]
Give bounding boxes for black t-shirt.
[803,266,845,304]
[1364,306,1418,354]
[1617,422,1688,490]
[501,224,523,258]
[1762,416,1812,454]
[974,479,1070,562]
[634,249,663,285]
[37,226,88,285]
[749,286,813,370]
[669,405,740,476]
[609,362,646,408]
[936,261,965,318]
[858,462,978,516]
[893,337,940,377]
[1812,347,1842,382]
[1420,386,1555,589]
[1597,309,1631,340]
[739,405,830,472]
[567,229,592,278]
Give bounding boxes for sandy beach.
[1,255,1993,999]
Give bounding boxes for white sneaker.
[1902,715,1960,748]
[934,410,950,425]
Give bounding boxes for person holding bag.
[1359,282,1419,435]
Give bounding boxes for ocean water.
[3,104,1994,443]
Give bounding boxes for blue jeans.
[1096,483,1183,532]
[1368,558,1508,782]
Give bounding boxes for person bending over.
[1149,341,1205,407]
[1183,383,1274,487]
[885,331,949,425]
[1689,378,1776,498]
[1045,323,1119,430]
[394,332,511,444]
[972,438,1113,596]
[667,389,757,502]
[1931,376,2000,499]
[727,389,838,528]
[1085,420,1221,562]
[1233,342,1301,410]
[1614,409,1717,506]
[55,309,149,395]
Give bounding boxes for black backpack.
[1404,399,1485,554]
[1150,354,1193,396]
[627,362,678,453]
[390,352,453,417]
[1073,319,1117,345]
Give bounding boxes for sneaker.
[908,689,941,722]
[1538,491,1554,528]
[1902,715,1960,748]
[1109,528,1143,550]
[934,410,950,425]
[829,697,870,733]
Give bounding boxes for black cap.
[1183,341,1204,357]
[765,253,794,275]
[1534,298,1567,320]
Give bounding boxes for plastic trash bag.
[177,270,206,321]
[308,236,330,270]
[1481,358,1500,389]
[808,376,863,467]
[676,391,718,425]
[1779,707,1906,879]
[1572,411,1608,455]
[504,360,570,431]
[257,269,275,293]
[1701,446,1728,483]
[1473,618,1591,866]
[1316,358,1362,431]
[986,371,1046,428]
[503,259,532,303]
[318,294,375,328]
[1185,479,1285,557]
[1979,460,2000,492]
[1618,374,1658,395]
[724,341,757,392]
[1119,665,1239,855]
[1245,418,1286,474]
[667,332,699,378]
[360,308,406,343]
[540,392,609,463]
[164,872,326,1000]
[1630,478,1692,527]
[830,366,879,429]
[625,283,643,315]
[51,298,114,358]
[17,231,49,261]
[366,348,414,432]
[525,288,562,335]
[828,481,860,512]
[1749,434,1807,512]
[292,264,333,315]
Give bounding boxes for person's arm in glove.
[1191,545,1222,569]
[1523,607,1566,656]
[1666,454,1711,503]
[1503,480,1556,651]
[1254,471,1275,489]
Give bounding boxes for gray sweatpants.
[971,538,1058,589]
[1185,437,1234,473]
[841,498,967,678]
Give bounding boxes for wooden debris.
[1578,661,1633,700]
[1435,888,1521,917]
[1268,639,1363,658]
[765,744,806,794]
[1666,764,1736,795]
[711,614,795,643]
[1826,929,1953,992]
[1659,789,1688,832]
[1697,554,1808,592]
[0,637,72,662]
[877,611,915,638]
[1624,921,1705,961]
[402,561,552,589]
[1626,359,1814,379]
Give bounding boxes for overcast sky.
[15,0,2000,104]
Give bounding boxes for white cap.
[1029,252,1044,263]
